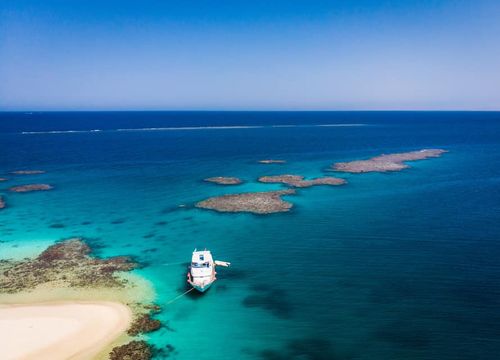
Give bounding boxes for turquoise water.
[1,112,500,359]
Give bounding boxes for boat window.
[192,262,210,268]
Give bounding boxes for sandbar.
[196,189,295,214]
[333,149,447,173]
[259,174,346,187]
[0,301,131,360]
[204,176,243,185]
[9,184,54,193]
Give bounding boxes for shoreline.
[0,301,132,360]
[0,238,159,359]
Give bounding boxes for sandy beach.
[0,301,132,360]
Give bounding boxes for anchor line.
[165,288,195,305]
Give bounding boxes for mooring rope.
[165,288,194,305]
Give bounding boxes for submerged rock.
[109,340,153,360]
[0,238,137,293]
[259,174,346,188]
[196,189,295,214]
[0,196,5,209]
[0,178,8,182]
[10,170,46,175]
[258,159,286,164]
[127,313,162,336]
[9,184,54,193]
[204,176,243,185]
[333,149,447,173]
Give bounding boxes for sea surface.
[1,111,500,359]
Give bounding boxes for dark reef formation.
[10,170,46,175]
[259,174,346,188]
[196,189,295,214]
[9,184,54,193]
[204,176,243,185]
[127,313,162,336]
[109,340,152,360]
[258,159,286,164]
[0,238,137,293]
[333,149,447,173]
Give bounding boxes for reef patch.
[259,174,346,188]
[10,170,46,175]
[333,149,447,173]
[196,189,295,214]
[0,238,137,293]
[204,176,243,185]
[9,184,54,193]
[258,159,286,164]
[109,340,152,360]
[127,313,162,336]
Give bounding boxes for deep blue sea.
[1,111,500,359]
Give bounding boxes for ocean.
[1,111,500,359]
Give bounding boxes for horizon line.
[1,109,500,113]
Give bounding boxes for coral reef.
[333,149,447,173]
[196,189,295,214]
[259,174,346,188]
[9,184,53,193]
[0,238,137,293]
[204,177,242,185]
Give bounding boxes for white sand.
[0,301,132,360]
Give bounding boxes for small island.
[204,176,243,185]
[196,189,295,214]
[258,159,286,164]
[259,174,346,188]
[333,149,447,173]
[10,170,46,175]
[9,184,54,193]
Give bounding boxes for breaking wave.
[21,123,366,134]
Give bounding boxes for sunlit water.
[1,111,499,359]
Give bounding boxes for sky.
[0,0,499,110]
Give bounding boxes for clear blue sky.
[1,0,499,110]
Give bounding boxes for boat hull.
[192,281,214,293]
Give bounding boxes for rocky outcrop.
[9,184,53,193]
[196,189,295,214]
[204,177,243,185]
[259,175,346,188]
[333,149,447,173]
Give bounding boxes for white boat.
[187,249,230,293]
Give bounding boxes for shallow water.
[1,111,500,359]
